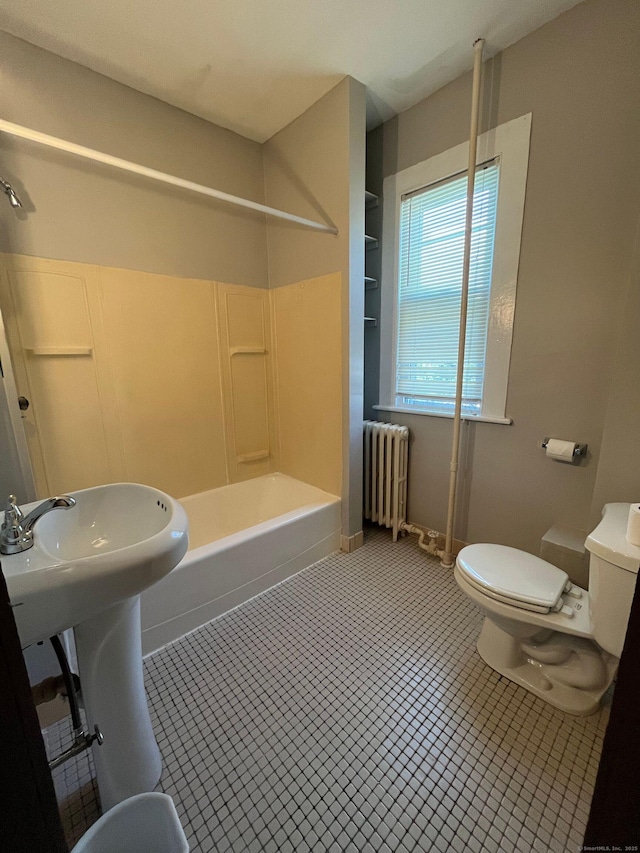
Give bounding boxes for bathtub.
[140,473,341,655]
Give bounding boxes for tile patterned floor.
[45,717,100,847]
[47,528,609,852]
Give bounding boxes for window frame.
[377,113,532,424]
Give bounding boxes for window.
[378,114,531,423]
[397,161,499,416]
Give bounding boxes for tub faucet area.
[0,493,76,554]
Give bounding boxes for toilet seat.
[457,544,571,614]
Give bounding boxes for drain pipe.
[441,37,485,570]
[400,522,443,558]
[48,634,103,771]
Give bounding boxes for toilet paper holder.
[541,438,588,459]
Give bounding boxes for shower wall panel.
[0,254,276,498]
[0,255,343,501]
[216,283,277,483]
[98,266,228,497]
[270,273,342,497]
[0,255,113,496]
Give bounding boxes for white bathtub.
[140,473,341,654]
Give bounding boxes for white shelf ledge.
[373,404,512,425]
[25,346,92,356]
[229,347,267,356]
[236,450,270,463]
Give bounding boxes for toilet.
[454,503,640,715]
[71,793,188,853]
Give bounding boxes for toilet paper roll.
[546,438,576,462]
[625,504,640,547]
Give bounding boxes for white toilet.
[454,503,640,715]
[71,793,189,853]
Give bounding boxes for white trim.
[0,119,338,235]
[380,113,531,420]
[340,531,364,552]
[373,404,512,425]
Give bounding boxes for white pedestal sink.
[2,483,188,811]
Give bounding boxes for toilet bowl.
[454,503,640,715]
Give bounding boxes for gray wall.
[590,214,640,517]
[263,79,361,291]
[0,31,268,286]
[264,77,367,538]
[369,0,640,553]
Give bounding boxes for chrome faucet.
[0,494,76,555]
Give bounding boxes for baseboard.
[340,530,364,553]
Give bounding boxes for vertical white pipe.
[441,38,485,569]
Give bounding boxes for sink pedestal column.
[74,595,161,811]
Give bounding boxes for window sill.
[373,405,512,426]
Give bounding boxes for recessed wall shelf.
[365,190,379,208]
[365,191,379,323]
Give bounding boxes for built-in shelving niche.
[364,190,380,324]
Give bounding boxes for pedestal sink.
[2,483,188,810]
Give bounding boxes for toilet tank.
[586,503,640,657]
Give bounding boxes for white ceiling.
[1,0,582,143]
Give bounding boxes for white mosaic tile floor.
[47,528,609,852]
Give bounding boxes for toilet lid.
[456,544,569,610]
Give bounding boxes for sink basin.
[2,482,189,811]
[3,483,188,647]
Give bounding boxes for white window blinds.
[396,160,499,415]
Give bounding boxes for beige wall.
[0,31,268,286]
[372,0,640,553]
[264,77,366,537]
